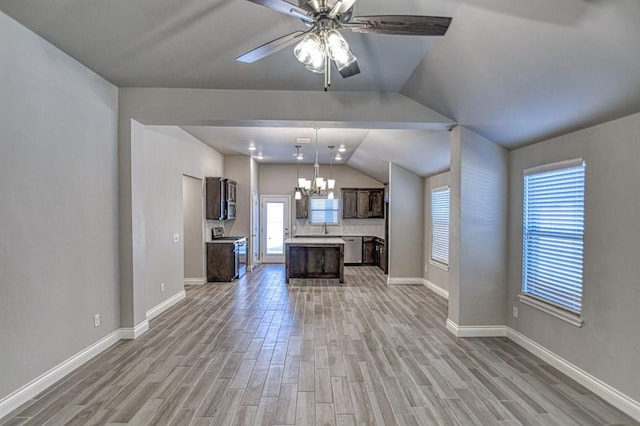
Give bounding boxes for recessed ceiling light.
[248,145,257,151]
[256,152,264,160]
[296,138,311,144]
[335,154,342,161]
[338,144,346,152]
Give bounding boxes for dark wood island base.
[284,238,345,283]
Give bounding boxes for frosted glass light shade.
[298,178,306,187]
[327,179,335,190]
[295,189,302,200]
[294,33,324,66]
[328,191,334,199]
[325,29,356,71]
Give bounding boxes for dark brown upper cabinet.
[206,177,237,221]
[341,188,385,219]
[296,194,309,219]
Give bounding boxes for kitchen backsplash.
[294,218,385,238]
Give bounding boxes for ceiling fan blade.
[343,15,451,36]
[336,60,360,79]
[236,31,306,63]
[246,0,314,22]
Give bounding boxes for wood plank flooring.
[2,265,637,425]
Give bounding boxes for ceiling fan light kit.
[238,0,452,90]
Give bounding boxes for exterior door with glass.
[260,196,290,263]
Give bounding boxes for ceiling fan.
[236,0,452,89]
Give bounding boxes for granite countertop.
[285,237,345,245]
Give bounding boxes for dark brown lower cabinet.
[286,244,344,283]
[206,242,238,282]
[375,237,387,273]
[362,236,375,265]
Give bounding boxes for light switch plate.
[173,233,179,243]
[512,306,519,318]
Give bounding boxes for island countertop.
[285,237,345,245]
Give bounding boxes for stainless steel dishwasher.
[343,236,363,265]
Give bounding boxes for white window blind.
[431,187,450,265]
[523,159,585,313]
[309,198,340,224]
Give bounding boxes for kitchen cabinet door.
[206,242,238,282]
[362,236,375,264]
[369,189,384,218]
[357,190,370,218]
[342,189,357,219]
[296,194,309,219]
[206,177,226,220]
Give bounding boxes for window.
[522,159,585,316]
[309,197,340,224]
[431,187,450,266]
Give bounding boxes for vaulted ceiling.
[2,0,639,180]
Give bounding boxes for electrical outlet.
[94,314,101,328]
[512,306,519,318]
[161,283,165,293]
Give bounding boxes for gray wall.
[182,176,204,280]
[508,112,640,402]
[143,126,223,311]
[449,126,508,326]
[224,156,251,245]
[0,11,119,399]
[388,163,424,280]
[224,156,251,239]
[424,171,451,292]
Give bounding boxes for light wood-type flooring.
[2,265,637,425]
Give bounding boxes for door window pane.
[266,202,284,254]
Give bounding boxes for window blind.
[431,187,450,265]
[523,160,585,313]
[309,198,340,224]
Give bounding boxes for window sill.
[429,260,449,271]
[517,294,584,327]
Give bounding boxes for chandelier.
[293,21,357,90]
[295,129,336,200]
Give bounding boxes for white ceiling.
[3,0,640,180]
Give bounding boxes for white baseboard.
[120,320,149,340]
[184,277,206,286]
[0,292,190,420]
[423,279,449,299]
[146,290,186,322]
[445,321,640,422]
[445,319,507,337]
[387,277,425,285]
[0,329,121,419]
[507,328,640,422]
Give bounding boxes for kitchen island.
[284,237,345,283]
